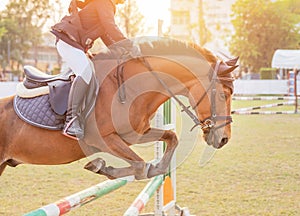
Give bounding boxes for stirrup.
[62,131,80,140]
[62,117,82,140]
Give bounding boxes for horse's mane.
[95,38,218,64]
[187,42,218,63]
[137,38,218,64]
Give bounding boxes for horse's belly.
[10,132,85,165]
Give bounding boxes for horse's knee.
[162,130,178,148]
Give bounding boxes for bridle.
[139,57,233,132]
[190,60,233,131]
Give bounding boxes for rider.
[51,0,128,140]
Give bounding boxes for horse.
[0,38,237,180]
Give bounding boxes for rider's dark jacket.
[51,0,126,52]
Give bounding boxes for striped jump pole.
[231,101,295,114]
[123,175,164,216]
[232,111,295,115]
[294,68,299,113]
[24,176,134,216]
[233,96,296,101]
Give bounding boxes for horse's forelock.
[208,61,236,94]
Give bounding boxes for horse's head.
[189,57,237,149]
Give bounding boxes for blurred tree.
[0,0,52,71]
[0,27,6,39]
[286,0,300,14]
[51,0,66,24]
[116,0,146,38]
[229,0,300,72]
[0,26,7,70]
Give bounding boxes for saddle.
[14,66,98,130]
[23,65,73,89]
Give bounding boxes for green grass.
[0,101,299,215]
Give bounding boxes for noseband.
[139,58,232,132]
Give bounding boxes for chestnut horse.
[0,38,236,180]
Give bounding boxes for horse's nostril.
[221,137,228,146]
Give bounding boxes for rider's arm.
[96,0,126,46]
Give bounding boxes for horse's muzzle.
[204,129,229,149]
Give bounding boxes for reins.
[138,57,232,132]
[139,57,202,131]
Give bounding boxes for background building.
[24,33,60,75]
[169,0,236,53]
[169,0,199,41]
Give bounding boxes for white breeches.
[56,40,93,84]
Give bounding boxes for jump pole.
[294,68,298,113]
[24,176,134,216]
[123,104,169,216]
[233,96,296,101]
[123,175,164,216]
[232,111,295,115]
[124,100,191,216]
[232,94,298,115]
[231,101,295,114]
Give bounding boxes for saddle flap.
[49,80,72,115]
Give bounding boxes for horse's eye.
[219,93,227,100]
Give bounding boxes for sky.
[135,0,171,32]
[0,0,171,34]
[0,0,8,10]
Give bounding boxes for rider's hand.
[109,39,142,60]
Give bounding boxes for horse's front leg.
[131,128,179,178]
[148,130,178,178]
[84,133,150,180]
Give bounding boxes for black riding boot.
[63,76,89,140]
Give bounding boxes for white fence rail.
[0,82,19,98]
[1,80,300,98]
[233,80,299,95]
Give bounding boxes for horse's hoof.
[84,158,105,173]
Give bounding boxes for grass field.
[0,100,299,216]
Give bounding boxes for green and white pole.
[24,176,134,216]
[123,175,164,216]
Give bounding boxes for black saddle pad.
[13,95,65,130]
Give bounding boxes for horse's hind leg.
[0,159,21,176]
[84,134,149,180]
[0,162,7,176]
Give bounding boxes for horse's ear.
[218,62,239,75]
[225,56,239,66]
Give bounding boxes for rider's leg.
[56,40,93,139]
[63,76,89,139]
